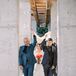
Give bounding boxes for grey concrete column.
[19,0,31,45]
[51,0,57,42]
[58,0,76,76]
[0,0,18,76]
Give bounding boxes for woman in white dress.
[33,44,45,76]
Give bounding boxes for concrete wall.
[19,0,31,45]
[58,0,76,76]
[0,0,18,76]
[51,0,57,42]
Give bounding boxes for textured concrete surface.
[58,0,76,76]
[51,0,57,42]
[0,0,18,76]
[19,0,31,45]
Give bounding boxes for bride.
[33,44,45,76]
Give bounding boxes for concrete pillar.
[51,0,57,42]
[19,0,31,45]
[0,0,18,76]
[58,0,76,76]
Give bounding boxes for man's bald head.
[24,37,30,46]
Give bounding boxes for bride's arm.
[34,48,37,61]
[35,31,51,39]
[34,31,51,43]
[40,50,44,64]
[31,27,51,43]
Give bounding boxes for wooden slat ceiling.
[30,0,52,26]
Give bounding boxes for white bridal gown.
[33,49,44,76]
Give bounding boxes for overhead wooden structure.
[30,0,52,26]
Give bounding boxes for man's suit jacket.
[19,35,37,66]
[41,39,57,68]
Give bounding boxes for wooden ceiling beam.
[30,0,52,26]
[36,4,46,6]
[30,0,40,26]
[35,0,46,3]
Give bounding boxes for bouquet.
[36,54,43,64]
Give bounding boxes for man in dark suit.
[41,38,57,76]
[19,32,37,76]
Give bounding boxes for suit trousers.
[43,65,53,76]
[23,64,34,76]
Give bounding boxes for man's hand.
[19,65,23,70]
[52,65,55,70]
[31,27,35,35]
